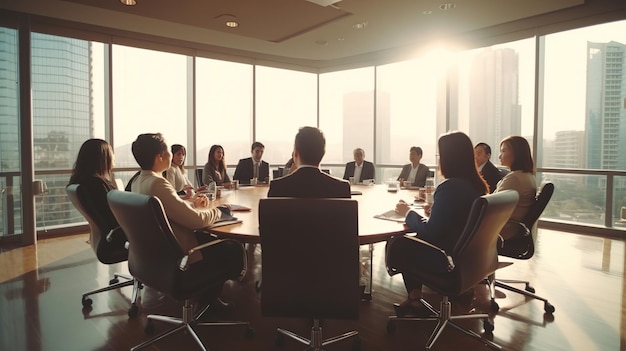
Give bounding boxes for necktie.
[254,162,259,179]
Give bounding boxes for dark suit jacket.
[480,160,504,194]
[342,160,375,183]
[268,166,351,198]
[397,163,429,187]
[233,157,270,184]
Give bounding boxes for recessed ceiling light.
[120,0,136,5]
[353,22,368,29]
[225,21,239,28]
[439,3,456,10]
[315,40,329,46]
[337,38,345,41]
[423,10,432,15]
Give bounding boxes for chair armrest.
[402,235,455,272]
[106,226,130,249]
[507,220,531,236]
[178,239,225,271]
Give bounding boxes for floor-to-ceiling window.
[112,45,189,183]
[0,26,20,237]
[375,55,443,182]
[255,66,317,168]
[319,67,375,178]
[540,20,626,228]
[195,58,253,176]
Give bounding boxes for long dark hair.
[69,139,115,185]
[171,144,186,170]
[500,136,535,174]
[208,144,226,172]
[438,131,488,194]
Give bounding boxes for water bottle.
[207,181,217,201]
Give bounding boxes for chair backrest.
[107,190,186,295]
[259,198,360,320]
[125,170,141,192]
[498,182,554,259]
[272,169,281,180]
[66,183,128,264]
[195,168,204,186]
[448,190,519,294]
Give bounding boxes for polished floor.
[0,228,624,351]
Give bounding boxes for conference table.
[207,183,419,298]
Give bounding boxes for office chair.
[195,168,204,187]
[259,198,361,350]
[107,190,253,351]
[491,182,555,314]
[125,170,141,192]
[66,184,141,317]
[386,190,519,350]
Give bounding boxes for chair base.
[276,319,359,351]
[387,297,501,350]
[81,272,141,317]
[494,279,555,314]
[131,299,253,351]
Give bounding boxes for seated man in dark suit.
[268,126,351,198]
[233,141,270,184]
[343,148,375,184]
[474,142,503,193]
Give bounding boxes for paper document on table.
[209,219,243,228]
[229,204,251,212]
[374,209,406,223]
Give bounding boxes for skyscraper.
[585,41,626,172]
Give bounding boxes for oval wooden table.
[207,183,419,299]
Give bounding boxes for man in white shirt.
[233,141,270,184]
[397,146,429,187]
[342,148,375,183]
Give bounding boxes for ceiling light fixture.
[353,22,367,29]
[225,21,239,28]
[439,3,456,10]
[423,10,432,15]
[120,0,137,6]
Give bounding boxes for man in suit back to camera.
[343,148,375,184]
[233,141,270,184]
[268,126,351,198]
[474,142,504,193]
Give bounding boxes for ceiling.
[0,0,602,67]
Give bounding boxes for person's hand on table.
[193,193,209,209]
[395,199,410,217]
[423,203,432,217]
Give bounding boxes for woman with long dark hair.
[202,144,231,187]
[389,131,488,317]
[165,144,195,196]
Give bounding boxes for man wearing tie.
[233,141,270,184]
[343,147,375,184]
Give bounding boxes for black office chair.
[125,170,141,192]
[66,184,141,317]
[195,168,204,187]
[491,182,555,314]
[272,169,282,180]
[386,190,519,350]
[107,190,253,351]
[259,198,361,350]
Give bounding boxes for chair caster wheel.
[82,296,93,308]
[490,300,499,312]
[386,320,396,334]
[244,326,255,339]
[483,318,494,333]
[544,302,555,314]
[275,333,285,346]
[128,304,138,318]
[109,278,119,285]
[144,320,154,334]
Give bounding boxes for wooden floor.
[0,229,624,351]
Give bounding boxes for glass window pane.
[112,45,188,168]
[375,56,442,181]
[196,58,253,169]
[319,67,375,166]
[455,38,535,166]
[0,27,21,236]
[31,33,107,230]
[542,20,626,171]
[255,66,317,165]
